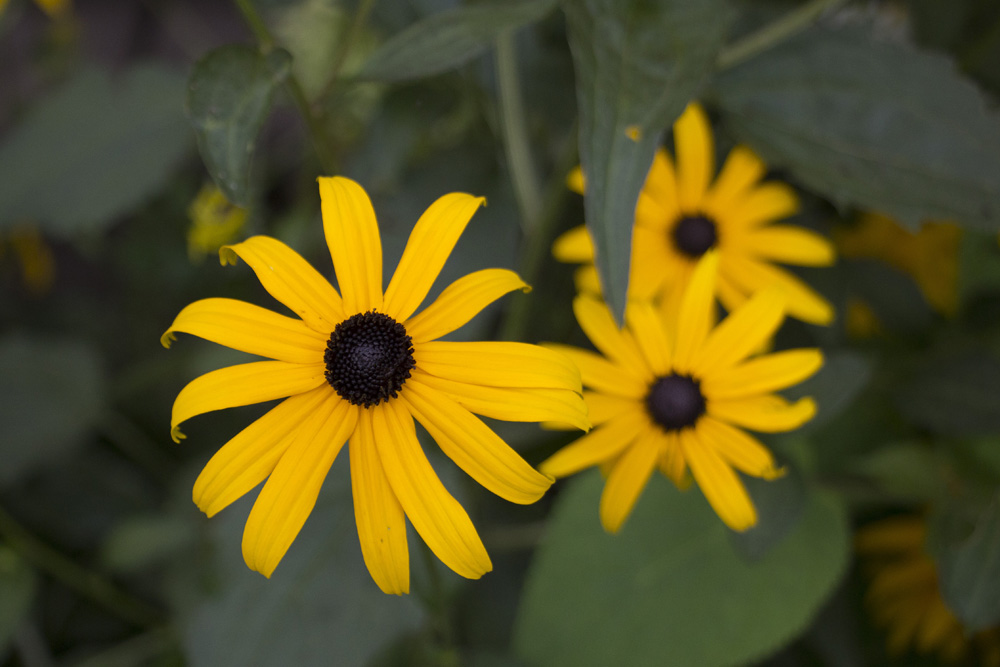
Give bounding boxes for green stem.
[500,121,579,342]
[496,29,543,232]
[232,0,339,174]
[0,505,163,628]
[716,0,849,70]
[318,0,376,105]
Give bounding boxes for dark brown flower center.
[646,374,706,431]
[324,312,415,407]
[672,214,718,258]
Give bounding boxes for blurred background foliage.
[2,0,1000,665]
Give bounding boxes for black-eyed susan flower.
[186,183,248,262]
[857,515,1000,666]
[541,252,821,532]
[554,102,835,325]
[162,176,587,594]
[836,212,962,317]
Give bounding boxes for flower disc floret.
[672,214,717,258]
[646,374,705,431]
[324,311,415,407]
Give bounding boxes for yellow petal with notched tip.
[384,193,486,322]
[170,361,327,442]
[220,236,344,333]
[405,269,528,343]
[403,380,554,504]
[161,297,327,364]
[350,409,409,595]
[241,394,356,577]
[708,394,816,433]
[318,176,383,313]
[371,400,492,580]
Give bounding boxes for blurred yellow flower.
[554,102,835,325]
[0,224,55,295]
[857,515,1000,666]
[0,0,70,17]
[835,212,961,316]
[163,177,586,593]
[540,253,821,533]
[186,184,248,262]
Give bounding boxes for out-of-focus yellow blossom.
[186,184,249,262]
[836,213,961,316]
[857,515,1000,666]
[0,0,71,18]
[0,225,55,295]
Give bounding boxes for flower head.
[857,515,1000,665]
[555,102,835,325]
[541,252,821,532]
[162,177,587,593]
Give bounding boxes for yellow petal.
[744,225,836,266]
[372,400,492,580]
[726,255,834,325]
[193,386,329,517]
[402,380,555,504]
[702,349,823,400]
[574,265,603,295]
[405,268,529,343]
[673,251,719,374]
[413,341,581,391]
[413,370,589,432]
[161,298,328,364]
[624,299,672,375]
[724,182,799,229]
[855,516,926,554]
[708,394,817,433]
[643,148,680,219]
[584,390,638,425]
[629,224,673,301]
[696,416,781,479]
[573,295,652,382]
[566,166,585,194]
[350,409,409,595]
[241,394,357,577]
[697,288,786,376]
[542,344,647,399]
[220,236,343,333]
[318,176,383,313]
[170,361,327,442]
[659,430,688,487]
[673,103,715,211]
[540,407,650,478]
[552,225,594,262]
[704,145,766,212]
[384,193,486,321]
[599,431,661,533]
[680,427,756,531]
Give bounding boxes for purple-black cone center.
[324,311,415,408]
[646,374,706,431]
[672,214,718,258]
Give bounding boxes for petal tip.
[160,331,176,348]
[171,426,186,444]
[219,246,239,266]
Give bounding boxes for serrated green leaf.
[566,0,732,321]
[0,65,190,237]
[0,547,37,654]
[514,471,849,667]
[712,27,1000,232]
[895,351,1000,437]
[357,0,558,82]
[0,334,106,488]
[931,495,1000,631]
[187,45,292,206]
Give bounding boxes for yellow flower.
[857,515,1000,666]
[0,0,70,17]
[540,252,821,533]
[835,212,961,316]
[186,184,248,261]
[162,177,587,593]
[554,102,835,325]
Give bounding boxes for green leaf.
[0,547,37,653]
[712,26,1000,232]
[178,464,425,667]
[514,471,849,667]
[729,466,807,562]
[895,351,1000,437]
[849,442,949,502]
[187,45,292,206]
[101,514,198,574]
[566,0,732,321]
[0,65,191,237]
[357,0,559,82]
[931,495,1000,631]
[782,349,872,431]
[0,334,106,488]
